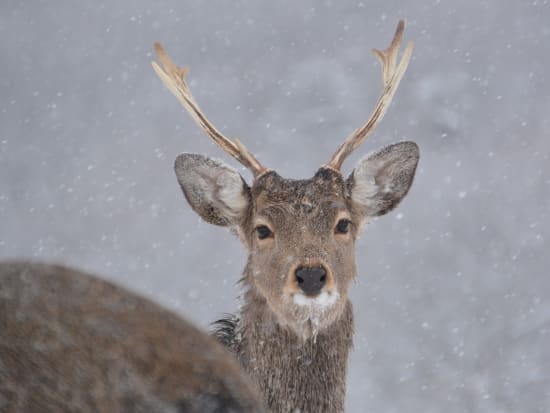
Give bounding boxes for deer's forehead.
[253,168,345,193]
[251,169,348,222]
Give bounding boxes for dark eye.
[255,225,273,240]
[335,219,351,234]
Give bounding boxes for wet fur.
[177,142,419,412]
[213,291,354,412]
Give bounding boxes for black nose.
[295,266,327,295]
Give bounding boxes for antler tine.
[152,43,266,177]
[326,20,414,171]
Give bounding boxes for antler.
[152,43,266,177]
[326,20,414,171]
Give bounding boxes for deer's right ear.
[174,154,251,226]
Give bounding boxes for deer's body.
[0,261,264,413]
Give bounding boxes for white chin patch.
[293,291,339,308]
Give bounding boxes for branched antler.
[152,43,266,177]
[326,20,414,171]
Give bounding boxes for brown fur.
[0,261,265,413]
[176,142,419,412]
[221,291,354,412]
[0,143,417,412]
[156,21,416,411]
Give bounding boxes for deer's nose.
[295,266,327,295]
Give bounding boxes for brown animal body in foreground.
[0,261,265,412]
[153,20,418,412]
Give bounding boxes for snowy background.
[1,1,549,411]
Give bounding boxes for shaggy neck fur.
[213,288,354,413]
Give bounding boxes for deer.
[151,20,418,413]
[0,261,266,412]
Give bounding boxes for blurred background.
[1,0,548,411]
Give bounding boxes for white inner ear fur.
[350,158,387,233]
[351,157,387,207]
[215,169,249,219]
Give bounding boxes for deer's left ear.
[347,141,419,218]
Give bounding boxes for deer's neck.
[216,289,354,413]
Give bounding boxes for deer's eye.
[335,219,351,234]
[255,225,273,240]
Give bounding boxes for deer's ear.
[175,154,250,226]
[347,141,419,218]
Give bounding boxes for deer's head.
[153,21,418,339]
